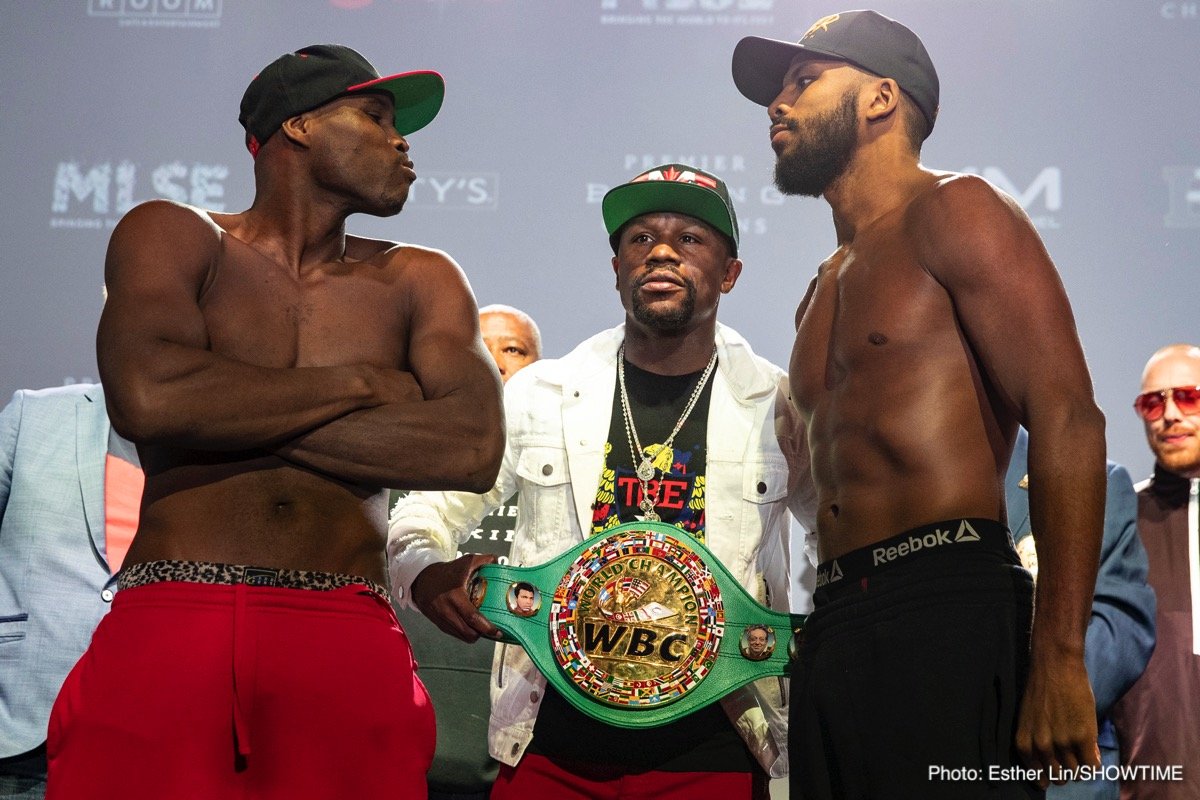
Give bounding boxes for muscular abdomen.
[124,445,390,582]
[791,239,1010,561]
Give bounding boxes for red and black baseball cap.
[732,10,939,138]
[602,164,740,256]
[239,44,444,157]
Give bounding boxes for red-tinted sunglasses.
[1133,385,1200,421]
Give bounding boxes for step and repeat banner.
[1,0,1197,473]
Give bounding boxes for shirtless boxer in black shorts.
[733,11,1105,798]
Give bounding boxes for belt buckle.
[242,567,280,587]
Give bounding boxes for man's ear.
[864,77,900,124]
[279,113,313,148]
[720,258,743,294]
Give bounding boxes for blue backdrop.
[2,0,1198,476]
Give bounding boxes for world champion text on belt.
[469,521,806,728]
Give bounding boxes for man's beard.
[631,278,697,333]
[774,89,859,197]
[1152,432,1200,477]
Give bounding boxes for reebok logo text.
[871,520,981,566]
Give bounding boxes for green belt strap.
[471,521,806,729]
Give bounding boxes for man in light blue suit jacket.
[1005,428,1155,799]
[0,384,134,799]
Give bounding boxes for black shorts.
[790,519,1042,799]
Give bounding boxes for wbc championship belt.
[470,521,805,728]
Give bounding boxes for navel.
[868,331,888,346]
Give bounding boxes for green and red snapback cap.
[602,163,740,256]
[238,44,444,157]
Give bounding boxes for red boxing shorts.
[491,753,770,800]
[46,577,434,799]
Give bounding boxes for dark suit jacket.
[1004,427,1155,799]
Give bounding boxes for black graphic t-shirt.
[530,356,757,775]
[590,358,713,541]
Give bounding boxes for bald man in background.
[479,304,542,384]
[1112,344,1200,800]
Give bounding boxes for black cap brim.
[732,35,853,107]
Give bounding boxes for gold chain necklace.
[617,342,718,521]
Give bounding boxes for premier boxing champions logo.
[87,0,222,28]
[600,0,774,27]
[550,529,724,708]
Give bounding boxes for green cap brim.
[602,182,737,249]
[349,70,444,136]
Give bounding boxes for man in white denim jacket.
[389,164,816,798]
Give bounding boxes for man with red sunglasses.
[1111,344,1200,799]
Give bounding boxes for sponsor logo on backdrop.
[1163,166,1200,228]
[962,165,1062,230]
[588,154,772,239]
[1160,2,1198,20]
[327,0,507,8]
[407,172,499,209]
[50,159,230,230]
[88,0,222,28]
[600,0,773,26]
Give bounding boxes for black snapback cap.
[602,164,740,257]
[239,44,444,157]
[732,10,939,137]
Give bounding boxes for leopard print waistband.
[118,560,391,603]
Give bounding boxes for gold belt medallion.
[549,529,724,708]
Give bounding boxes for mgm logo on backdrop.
[962,165,1063,230]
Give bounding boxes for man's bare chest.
[199,259,408,369]
[791,246,956,404]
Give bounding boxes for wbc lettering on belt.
[549,531,725,709]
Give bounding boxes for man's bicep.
[922,178,1094,417]
[405,255,499,401]
[98,202,216,376]
[97,202,221,434]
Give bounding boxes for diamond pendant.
[639,495,659,521]
[636,457,656,482]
